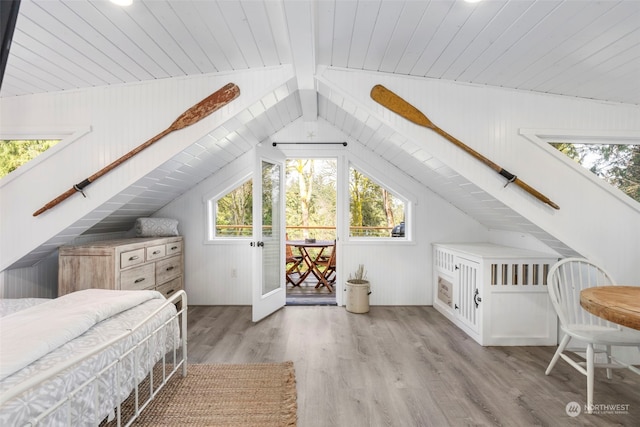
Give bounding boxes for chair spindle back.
[547,258,617,329]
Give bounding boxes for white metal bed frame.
[0,290,188,427]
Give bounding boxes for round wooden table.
[580,286,640,330]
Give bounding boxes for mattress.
[0,298,50,318]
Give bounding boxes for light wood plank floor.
[186,305,640,426]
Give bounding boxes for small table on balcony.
[286,240,335,292]
[580,286,640,330]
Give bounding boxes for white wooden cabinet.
[433,243,559,346]
[58,236,183,299]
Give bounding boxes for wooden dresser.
[58,236,183,298]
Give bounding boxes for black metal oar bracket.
[73,179,91,197]
[499,169,517,188]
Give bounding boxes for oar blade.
[370,84,433,128]
[171,83,241,130]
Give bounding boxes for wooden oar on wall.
[370,84,560,210]
[33,83,241,216]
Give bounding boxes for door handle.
[257,241,264,247]
[474,289,482,308]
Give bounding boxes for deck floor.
[286,274,336,305]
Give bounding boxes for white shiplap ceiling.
[3,0,639,104]
[3,0,638,268]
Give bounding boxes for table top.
[286,240,334,248]
[580,286,640,330]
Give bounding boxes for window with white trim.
[550,142,640,204]
[207,179,253,240]
[349,165,408,239]
[0,139,61,178]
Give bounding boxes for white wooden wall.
[155,119,492,306]
[0,66,294,273]
[1,69,638,300]
[320,68,640,284]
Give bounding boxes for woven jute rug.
[115,362,297,426]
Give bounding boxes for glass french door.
[252,144,286,322]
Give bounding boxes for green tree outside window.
[0,140,61,178]
[551,143,640,203]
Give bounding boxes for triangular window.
[550,142,640,204]
[349,165,407,239]
[0,139,61,178]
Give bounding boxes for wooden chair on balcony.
[286,238,304,287]
[313,241,336,290]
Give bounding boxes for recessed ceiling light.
[110,0,133,6]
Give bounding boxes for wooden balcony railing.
[215,225,394,238]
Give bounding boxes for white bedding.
[0,289,164,381]
[0,298,50,318]
[0,290,180,426]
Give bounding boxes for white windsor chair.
[545,258,640,413]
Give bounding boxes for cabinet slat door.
[457,257,480,334]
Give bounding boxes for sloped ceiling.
[3,0,639,104]
[4,0,639,269]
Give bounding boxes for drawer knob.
[134,278,146,283]
[166,266,174,271]
[129,255,139,261]
[170,246,178,250]
[166,289,175,295]
[153,250,161,255]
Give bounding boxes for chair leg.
[546,334,570,375]
[605,345,613,380]
[586,343,594,414]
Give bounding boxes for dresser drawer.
[166,241,182,256]
[120,248,145,269]
[146,244,166,261]
[156,277,182,299]
[156,255,182,283]
[121,264,155,290]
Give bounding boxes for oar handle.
[33,129,172,217]
[32,187,79,217]
[87,129,170,183]
[432,119,560,210]
[431,126,501,173]
[512,176,561,210]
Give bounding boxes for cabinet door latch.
[474,289,482,308]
